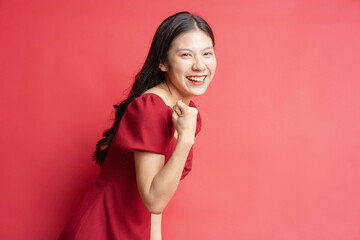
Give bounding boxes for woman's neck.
[159,81,192,105]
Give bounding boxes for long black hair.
[92,11,215,166]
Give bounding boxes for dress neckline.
[140,92,195,110]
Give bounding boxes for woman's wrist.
[176,134,195,147]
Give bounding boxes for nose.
[192,57,205,71]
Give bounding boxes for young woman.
[59,11,216,240]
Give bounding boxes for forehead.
[170,30,213,49]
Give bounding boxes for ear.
[159,60,168,72]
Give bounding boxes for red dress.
[59,93,201,240]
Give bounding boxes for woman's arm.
[150,213,162,240]
[135,100,198,214]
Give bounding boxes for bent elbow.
[149,208,163,215]
[145,202,165,214]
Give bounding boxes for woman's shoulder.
[142,86,173,107]
[130,93,172,113]
[116,93,174,154]
[125,84,173,114]
[125,89,173,121]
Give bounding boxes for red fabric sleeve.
[115,94,173,155]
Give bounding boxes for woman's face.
[160,29,216,99]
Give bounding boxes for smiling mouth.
[186,75,207,86]
[186,75,207,82]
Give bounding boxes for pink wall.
[1,0,360,239]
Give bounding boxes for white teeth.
[186,76,206,81]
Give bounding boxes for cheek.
[171,62,191,76]
[206,59,217,72]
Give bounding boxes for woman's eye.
[204,52,213,56]
[181,53,191,57]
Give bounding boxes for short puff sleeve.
[115,94,173,155]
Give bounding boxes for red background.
[1,0,360,239]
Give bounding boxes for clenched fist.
[172,100,198,144]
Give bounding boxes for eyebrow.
[175,46,214,53]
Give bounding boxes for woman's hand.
[172,100,198,143]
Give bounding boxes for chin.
[189,88,208,96]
